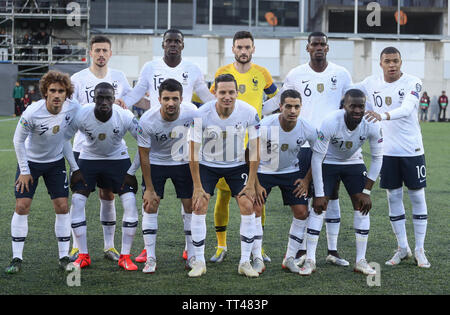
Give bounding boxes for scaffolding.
[0,0,90,76]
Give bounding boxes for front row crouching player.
[7,71,81,274]
[134,79,198,273]
[188,74,261,278]
[254,89,316,274]
[65,82,141,271]
[301,89,384,276]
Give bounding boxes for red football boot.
[119,254,138,271]
[135,249,147,263]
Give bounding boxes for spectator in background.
[18,33,32,60]
[28,88,40,103]
[53,39,71,61]
[34,30,49,61]
[23,93,31,110]
[438,90,448,122]
[12,81,24,117]
[419,91,430,122]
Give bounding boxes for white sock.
[142,211,158,260]
[286,217,307,258]
[55,213,71,259]
[71,193,88,254]
[325,199,340,252]
[240,213,256,264]
[299,203,312,251]
[408,189,428,251]
[387,188,408,249]
[305,211,324,263]
[191,213,206,263]
[120,192,138,255]
[181,204,187,251]
[183,212,194,260]
[354,210,370,263]
[100,198,116,251]
[251,216,263,260]
[69,204,78,250]
[11,212,28,260]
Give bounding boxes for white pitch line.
[0,117,19,122]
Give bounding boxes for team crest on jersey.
[112,81,119,90]
[252,77,258,91]
[317,83,324,93]
[182,72,189,85]
[52,125,60,134]
[385,96,392,106]
[238,84,246,94]
[98,133,106,141]
[331,76,337,90]
[281,144,289,151]
[169,131,177,138]
[345,141,353,149]
[399,89,405,101]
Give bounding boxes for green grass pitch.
[0,116,448,295]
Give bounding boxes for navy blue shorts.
[72,158,135,194]
[15,158,69,200]
[258,171,308,206]
[297,147,312,178]
[200,164,249,197]
[73,151,80,163]
[141,164,193,199]
[380,155,427,190]
[323,163,367,197]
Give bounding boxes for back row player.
[263,32,353,268]
[118,28,215,263]
[69,35,132,262]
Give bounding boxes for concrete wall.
[104,34,450,119]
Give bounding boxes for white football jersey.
[67,104,138,160]
[122,58,214,109]
[191,99,260,168]
[313,110,383,165]
[13,99,81,174]
[354,73,424,157]
[71,67,132,153]
[258,114,316,174]
[137,103,198,165]
[263,62,352,144]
